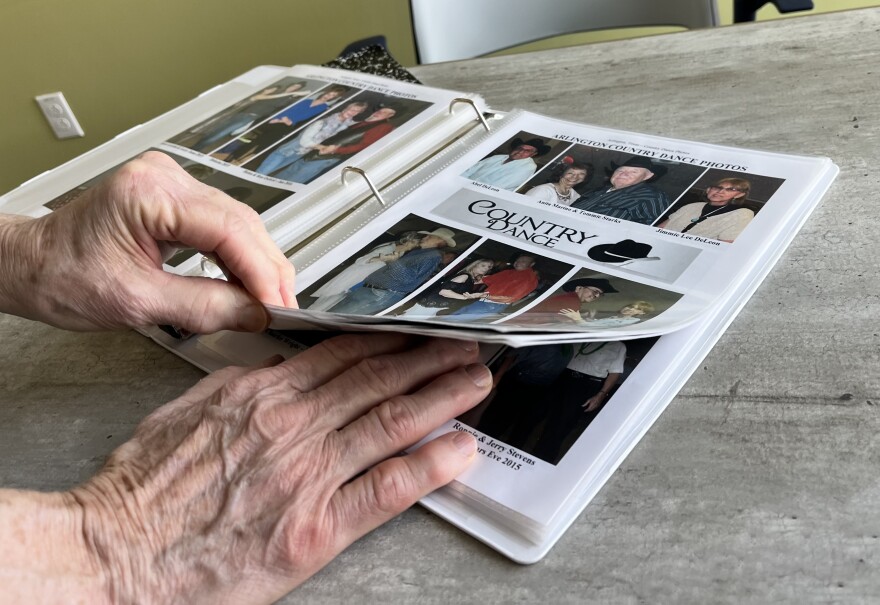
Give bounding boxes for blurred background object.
[410,0,720,64]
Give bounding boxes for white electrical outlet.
[35,92,85,139]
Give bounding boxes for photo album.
[0,64,838,563]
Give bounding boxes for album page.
[0,65,485,275]
[272,110,836,345]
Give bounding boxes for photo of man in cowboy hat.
[514,276,618,325]
[572,155,671,225]
[328,227,459,316]
[461,134,553,190]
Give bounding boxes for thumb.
[146,272,270,333]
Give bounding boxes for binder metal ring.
[341,166,388,208]
[449,97,491,132]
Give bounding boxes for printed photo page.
[17,65,483,275]
[408,155,838,563]
[273,112,834,344]
[158,65,484,273]
[413,334,673,549]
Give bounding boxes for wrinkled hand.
[71,334,490,603]
[0,151,296,332]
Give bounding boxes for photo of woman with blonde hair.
[659,177,754,242]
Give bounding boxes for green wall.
[0,0,416,195]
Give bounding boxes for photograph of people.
[524,161,592,206]
[397,258,495,317]
[305,231,422,311]
[472,344,575,453]
[559,300,655,327]
[269,102,414,184]
[508,268,679,329]
[389,238,571,321]
[458,337,660,465]
[572,155,671,224]
[515,277,618,324]
[173,80,314,153]
[529,340,627,464]
[461,135,554,190]
[326,228,457,316]
[658,177,754,242]
[446,253,539,319]
[247,100,369,176]
[212,85,352,164]
[299,217,481,316]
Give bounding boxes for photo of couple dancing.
[459,337,658,465]
[390,238,572,322]
[299,215,681,327]
[167,75,431,185]
[299,217,573,322]
[299,217,479,316]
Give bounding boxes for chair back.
[411,0,719,64]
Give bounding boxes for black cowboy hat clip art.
[588,239,660,265]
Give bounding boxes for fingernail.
[241,304,269,332]
[456,340,479,352]
[452,431,477,456]
[465,363,491,388]
[260,354,286,367]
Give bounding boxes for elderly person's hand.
[0,151,296,333]
[2,334,490,603]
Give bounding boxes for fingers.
[140,270,270,333]
[268,332,478,394]
[581,395,603,412]
[331,363,491,477]
[186,187,297,309]
[327,429,477,548]
[125,152,297,310]
[304,337,482,430]
[262,333,423,394]
[23,152,295,332]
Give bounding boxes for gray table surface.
[3,8,880,604]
